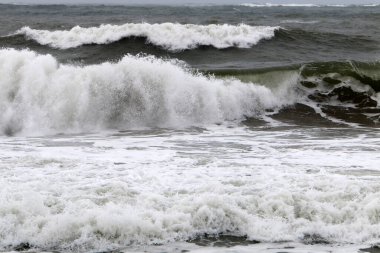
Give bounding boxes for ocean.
[0,3,379,253]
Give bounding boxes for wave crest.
[15,23,279,51]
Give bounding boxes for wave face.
[15,23,279,51]
[0,49,291,136]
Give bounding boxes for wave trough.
[14,23,280,51]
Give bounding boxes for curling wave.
[0,49,291,136]
[14,23,280,51]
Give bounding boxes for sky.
[0,0,379,5]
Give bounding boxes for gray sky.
[1,0,379,5]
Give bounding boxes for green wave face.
[207,61,380,128]
[208,61,380,92]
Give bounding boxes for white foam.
[0,49,293,136]
[14,23,280,51]
[0,125,379,251]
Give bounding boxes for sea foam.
[1,126,380,251]
[14,23,279,51]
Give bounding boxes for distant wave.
[280,20,319,24]
[241,3,380,8]
[14,23,280,51]
[363,4,380,6]
[241,3,318,7]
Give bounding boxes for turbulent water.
[0,3,380,253]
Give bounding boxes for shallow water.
[1,125,380,252]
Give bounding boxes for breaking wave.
[2,161,380,251]
[0,49,291,136]
[14,23,280,51]
[1,49,378,136]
